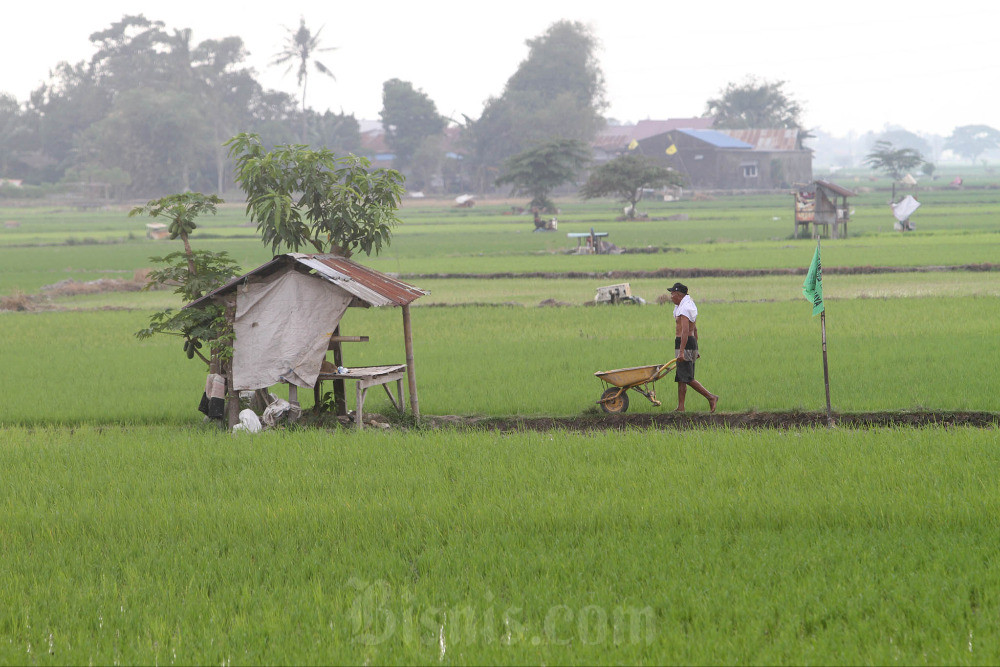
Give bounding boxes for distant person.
[533,209,545,231]
[668,282,719,413]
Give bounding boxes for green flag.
[802,244,824,316]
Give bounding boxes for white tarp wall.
[233,269,351,390]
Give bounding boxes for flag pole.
[803,238,833,427]
[820,305,833,427]
[817,238,833,427]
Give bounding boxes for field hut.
[793,180,855,239]
[145,222,170,240]
[185,253,427,429]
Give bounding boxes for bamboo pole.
[820,309,833,427]
[402,305,419,420]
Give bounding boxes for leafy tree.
[945,125,1000,163]
[308,110,361,153]
[707,77,803,129]
[129,192,224,273]
[0,93,34,177]
[88,15,172,91]
[226,132,405,258]
[495,138,591,211]
[129,193,240,365]
[273,16,335,141]
[463,21,606,190]
[581,153,684,219]
[408,134,445,192]
[864,140,924,180]
[27,62,111,180]
[79,88,209,194]
[191,36,261,193]
[380,78,445,170]
[874,129,931,157]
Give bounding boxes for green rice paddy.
[1,189,999,664]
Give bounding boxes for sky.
[3,0,998,138]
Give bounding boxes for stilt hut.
[185,253,427,429]
[793,180,855,239]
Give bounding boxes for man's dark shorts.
[674,336,698,383]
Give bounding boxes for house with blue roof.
[636,127,812,190]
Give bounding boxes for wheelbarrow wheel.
[600,387,629,414]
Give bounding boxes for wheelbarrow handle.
[652,358,678,381]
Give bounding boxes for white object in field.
[594,283,632,303]
[235,409,262,433]
[891,195,921,222]
[262,398,293,428]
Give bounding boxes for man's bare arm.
[677,316,691,359]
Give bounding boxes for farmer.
[668,282,719,413]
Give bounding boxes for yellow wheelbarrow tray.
[594,359,678,414]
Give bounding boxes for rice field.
[2,295,997,425]
[1,192,999,664]
[1,425,999,664]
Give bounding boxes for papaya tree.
[129,192,240,365]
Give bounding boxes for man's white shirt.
[673,294,697,323]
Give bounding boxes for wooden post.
[402,304,419,420]
[331,324,346,416]
[224,358,240,430]
[223,297,240,430]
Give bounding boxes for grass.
[2,296,998,425]
[1,425,999,664]
[3,194,1000,665]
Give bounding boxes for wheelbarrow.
[594,359,677,413]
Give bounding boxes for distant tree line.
[0,15,370,198]
[0,16,608,200]
[6,14,992,201]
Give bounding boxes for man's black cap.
[668,282,688,294]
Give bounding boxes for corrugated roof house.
[638,127,812,190]
[593,117,716,160]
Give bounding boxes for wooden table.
[315,364,407,429]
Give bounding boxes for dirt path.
[420,411,999,431]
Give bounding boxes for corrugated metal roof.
[677,129,753,149]
[633,118,715,140]
[184,253,427,310]
[593,117,715,150]
[815,180,856,197]
[723,129,801,151]
[293,253,427,307]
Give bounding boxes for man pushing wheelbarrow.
[594,282,718,413]
[667,282,719,413]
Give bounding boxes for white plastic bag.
[234,408,262,433]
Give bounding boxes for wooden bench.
[315,364,407,429]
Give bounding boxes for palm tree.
[272,17,336,141]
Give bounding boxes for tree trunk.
[180,232,197,277]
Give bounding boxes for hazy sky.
[4,1,997,137]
